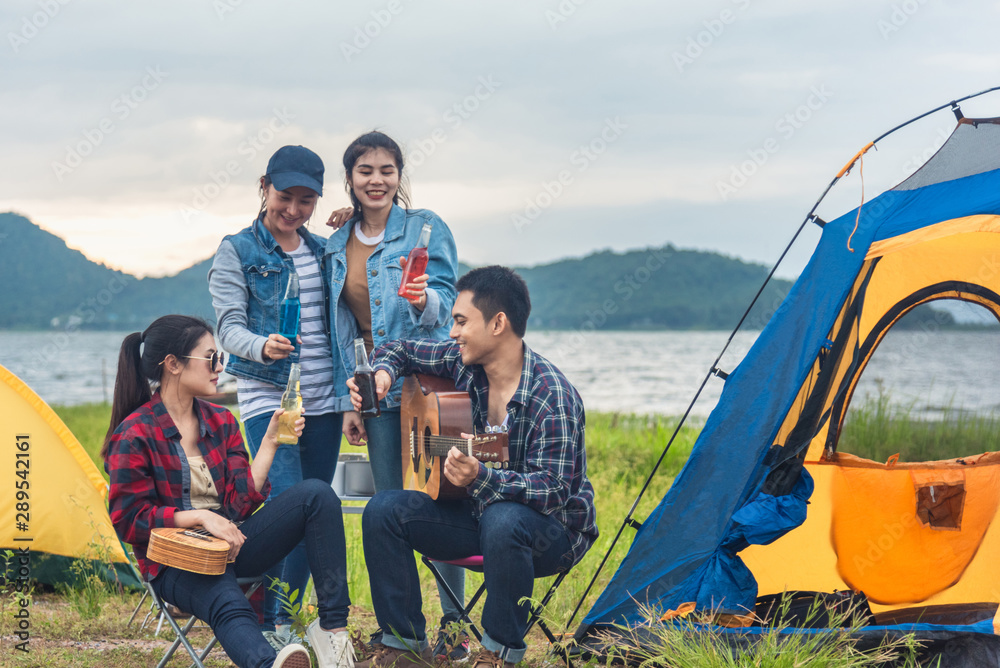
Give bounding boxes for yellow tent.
[581,110,1000,664]
[0,363,139,588]
[744,213,1000,613]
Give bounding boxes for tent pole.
[562,213,815,638]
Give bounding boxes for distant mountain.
[518,246,790,330]
[0,213,215,330]
[1,211,977,333]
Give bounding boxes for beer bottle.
[353,338,381,418]
[276,362,302,445]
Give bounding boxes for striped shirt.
[372,338,599,566]
[238,241,337,420]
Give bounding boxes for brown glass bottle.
[353,338,381,418]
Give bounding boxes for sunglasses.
[180,351,226,369]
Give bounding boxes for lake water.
[1,329,997,418]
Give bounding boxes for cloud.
[2,0,998,277]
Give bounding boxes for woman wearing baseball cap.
[209,145,348,663]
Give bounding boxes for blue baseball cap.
[266,145,324,196]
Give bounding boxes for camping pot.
[333,453,375,497]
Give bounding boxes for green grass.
[41,399,989,666]
[54,403,698,624]
[58,403,116,480]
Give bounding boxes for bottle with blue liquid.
[279,272,300,341]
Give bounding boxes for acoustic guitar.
[400,374,510,500]
[148,527,231,575]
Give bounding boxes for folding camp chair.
[137,575,263,668]
[128,583,189,637]
[421,555,569,648]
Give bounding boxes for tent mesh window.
[895,118,1000,191]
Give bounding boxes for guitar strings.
[408,434,508,458]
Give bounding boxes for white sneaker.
[273,642,312,668]
[306,620,355,668]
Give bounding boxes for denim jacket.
[325,205,458,410]
[209,215,330,387]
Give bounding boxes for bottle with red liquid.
[353,338,381,419]
[397,222,433,299]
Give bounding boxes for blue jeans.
[363,409,466,629]
[152,479,350,668]
[363,409,403,493]
[362,492,573,663]
[244,410,342,627]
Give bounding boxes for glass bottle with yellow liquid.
[276,362,302,445]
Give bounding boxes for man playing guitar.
[347,265,597,668]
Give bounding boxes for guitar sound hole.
[423,426,433,483]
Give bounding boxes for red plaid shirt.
[105,392,269,580]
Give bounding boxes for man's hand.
[444,446,480,487]
[346,369,392,411]
[342,411,368,446]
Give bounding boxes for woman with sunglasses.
[324,131,467,661]
[103,315,354,668]
[208,145,342,648]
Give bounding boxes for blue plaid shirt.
[372,339,598,565]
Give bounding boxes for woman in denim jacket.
[324,131,467,660]
[208,145,342,649]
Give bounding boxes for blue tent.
[574,113,1000,667]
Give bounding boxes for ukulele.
[400,374,510,500]
[147,527,231,575]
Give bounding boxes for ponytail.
[102,332,150,459]
[257,174,272,219]
[101,315,212,459]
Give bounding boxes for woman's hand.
[200,511,246,562]
[263,408,305,448]
[342,411,368,446]
[261,333,296,361]
[250,408,304,492]
[398,257,428,310]
[326,207,355,229]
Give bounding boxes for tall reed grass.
[598,602,923,668]
[838,388,1000,463]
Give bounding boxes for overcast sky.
[2,1,998,280]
